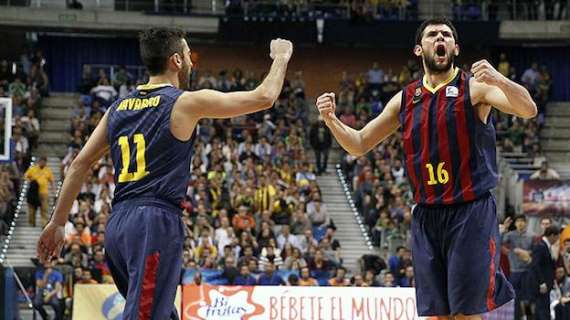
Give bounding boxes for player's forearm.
[50,160,93,226]
[324,116,365,157]
[497,76,537,119]
[256,57,289,107]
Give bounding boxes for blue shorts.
[411,192,514,316]
[104,199,184,320]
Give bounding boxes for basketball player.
[37,28,292,319]
[316,18,536,319]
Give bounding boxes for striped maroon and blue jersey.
[107,84,195,207]
[399,68,497,206]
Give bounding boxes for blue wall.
[39,35,141,92]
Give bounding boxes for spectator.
[306,194,330,228]
[298,266,318,286]
[33,260,64,320]
[290,208,311,235]
[503,214,533,320]
[259,244,284,271]
[498,53,510,77]
[24,156,55,227]
[400,265,414,287]
[552,266,570,319]
[528,225,560,320]
[382,272,396,287]
[283,247,307,270]
[232,205,256,233]
[309,117,332,175]
[276,225,299,250]
[365,269,381,287]
[530,161,561,180]
[219,256,240,284]
[257,262,284,286]
[234,264,257,285]
[329,267,350,286]
[367,62,384,91]
[352,273,368,287]
[90,78,117,108]
[521,62,540,95]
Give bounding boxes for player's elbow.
[520,101,538,119]
[256,86,278,110]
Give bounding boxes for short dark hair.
[544,225,560,237]
[139,28,186,75]
[415,17,458,45]
[514,214,527,223]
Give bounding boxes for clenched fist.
[270,38,293,61]
[471,59,504,86]
[315,92,336,122]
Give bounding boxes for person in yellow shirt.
[25,157,55,226]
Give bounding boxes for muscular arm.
[50,111,110,226]
[320,92,402,157]
[471,60,537,119]
[181,56,289,120]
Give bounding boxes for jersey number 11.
[118,133,149,183]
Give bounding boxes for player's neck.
[147,74,179,88]
[423,66,456,89]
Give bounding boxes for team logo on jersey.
[412,87,422,104]
[446,86,459,98]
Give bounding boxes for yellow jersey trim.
[136,83,173,91]
[422,68,459,94]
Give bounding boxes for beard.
[423,52,455,74]
[177,62,191,90]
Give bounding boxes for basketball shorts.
[411,192,514,316]
[105,198,184,320]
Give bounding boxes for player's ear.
[171,53,183,70]
[454,44,460,57]
[413,45,422,57]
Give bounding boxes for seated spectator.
[530,161,560,180]
[400,266,414,287]
[259,244,283,271]
[552,266,570,319]
[298,266,318,286]
[365,269,381,287]
[277,225,299,250]
[77,269,98,284]
[63,243,89,269]
[298,229,318,253]
[284,247,307,270]
[90,78,117,108]
[232,205,256,233]
[329,267,350,286]
[33,260,64,320]
[290,208,311,235]
[257,262,284,286]
[218,256,240,285]
[352,273,369,287]
[307,193,330,228]
[234,264,257,285]
[382,272,396,287]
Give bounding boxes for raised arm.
[315,91,402,157]
[176,39,292,121]
[471,59,537,119]
[37,110,110,263]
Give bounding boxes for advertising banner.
[522,180,570,215]
[72,284,181,320]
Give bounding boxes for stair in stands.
[5,157,61,268]
[543,102,570,176]
[316,173,373,274]
[37,94,77,158]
